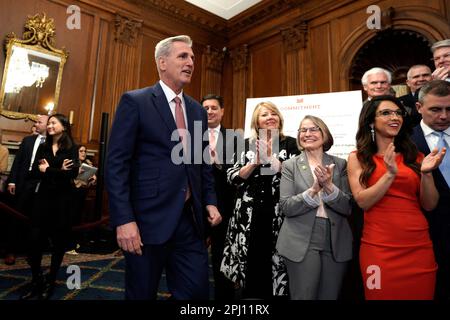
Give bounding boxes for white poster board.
[244,90,363,159]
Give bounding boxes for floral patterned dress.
[220,136,299,297]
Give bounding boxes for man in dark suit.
[201,94,238,300]
[399,65,432,127]
[411,80,450,300]
[105,35,221,300]
[5,114,48,265]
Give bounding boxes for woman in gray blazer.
[276,115,353,300]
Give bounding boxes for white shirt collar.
[159,80,183,104]
[209,124,221,133]
[420,120,450,136]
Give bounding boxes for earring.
[370,126,375,142]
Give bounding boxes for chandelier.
[5,46,49,93]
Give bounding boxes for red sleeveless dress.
[359,153,437,300]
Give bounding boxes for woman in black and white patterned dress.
[220,101,300,299]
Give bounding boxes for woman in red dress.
[347,95,446,300]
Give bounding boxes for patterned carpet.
[0,250,214,300]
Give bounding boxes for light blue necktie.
[435,131,450,187]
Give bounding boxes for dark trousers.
[432,228,450,301]
[29,226,70,282]
[123,202,209,300]
[5,180,38,253]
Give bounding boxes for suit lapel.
[151,83,177,133]
[183,94,193,133]
[322,153,334,167]
[413,126,431,154]
[413,126,449,188]
[296,153,314,186]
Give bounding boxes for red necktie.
[174,97,187,150]
[174,96,190,200]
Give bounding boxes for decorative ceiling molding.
[126,0,299,36]
[127,0,228,34]
[227,0,299,36]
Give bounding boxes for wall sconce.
[44,102,54,115]
[69,110,74,125]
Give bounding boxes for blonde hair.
[249,101,284,141]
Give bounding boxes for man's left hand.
[206,205,222,227]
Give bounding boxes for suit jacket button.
[331,222,336,226]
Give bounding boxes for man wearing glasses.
[431,39,450,82]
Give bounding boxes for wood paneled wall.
[225,0,450,129]
[0,0,227,147]
[1,0,448,218]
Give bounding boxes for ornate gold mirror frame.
[0,13,69,120]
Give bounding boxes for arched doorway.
[349,29,434,99]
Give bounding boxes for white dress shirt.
[29,134,45,171]
[420,120,450,152]
[159,80,188,126]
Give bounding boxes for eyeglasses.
[298,126,321,133]
[431,52,450,63]
[376,109,406,118]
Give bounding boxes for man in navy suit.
[5,114,48,265]
[201,94,238,300]
[411,80,450,300]
[106,35,221,300]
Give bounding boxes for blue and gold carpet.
[0,250,214,300]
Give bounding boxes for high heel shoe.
[20,275,43,300]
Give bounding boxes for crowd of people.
[0,35,449,301]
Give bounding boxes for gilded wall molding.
[281,21,308,52]
[230,45,249,72]
[114,14,143,46]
